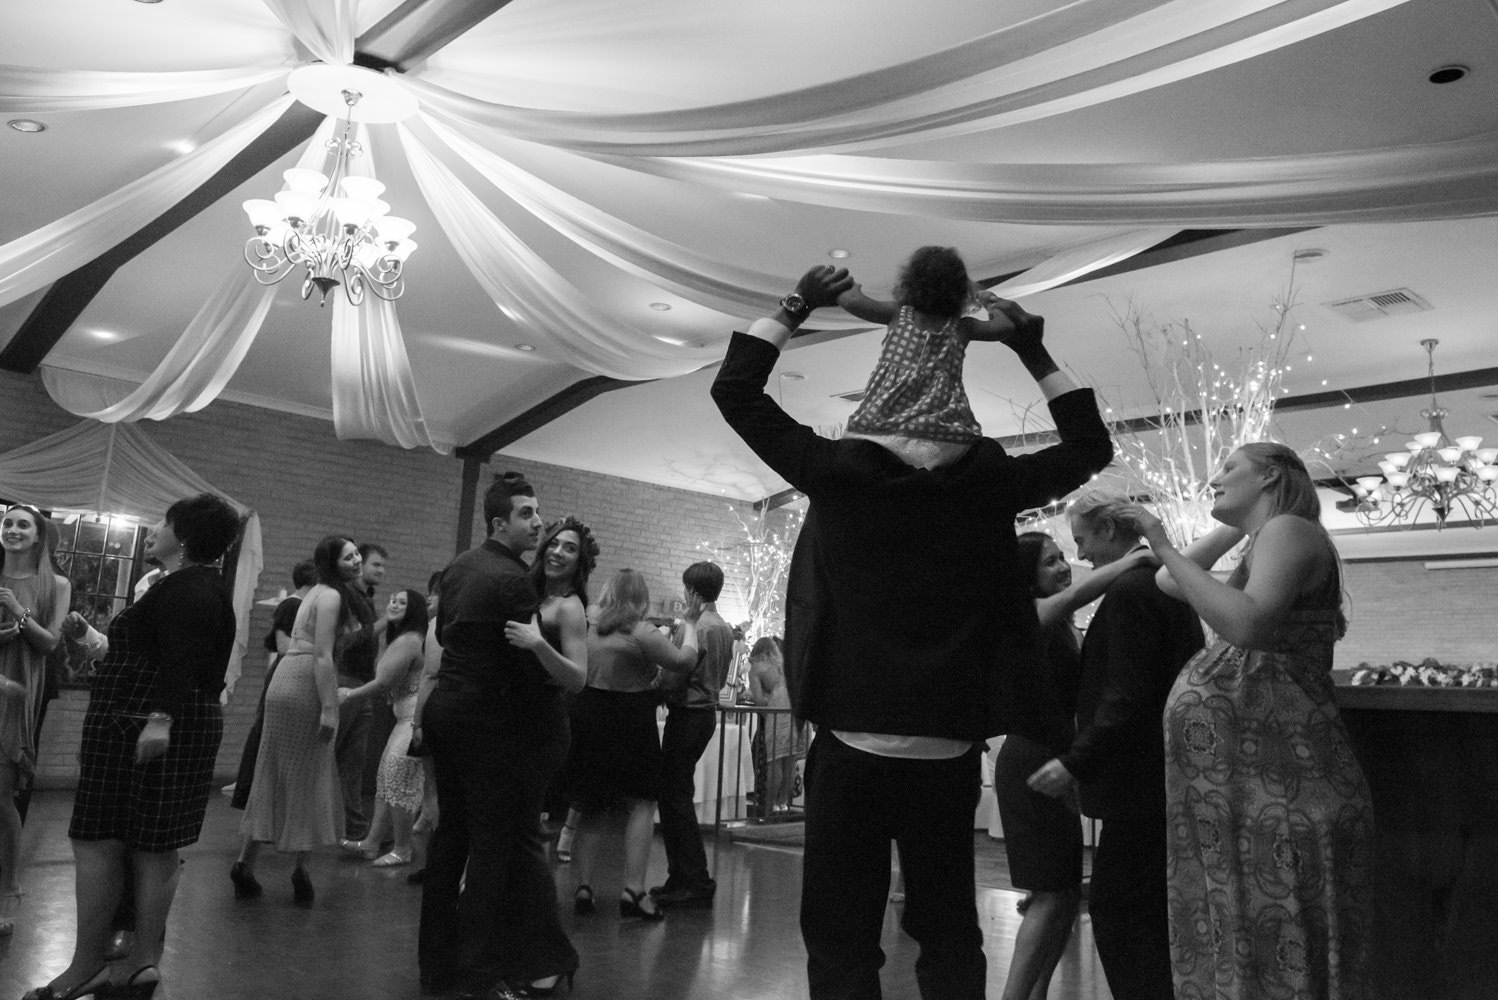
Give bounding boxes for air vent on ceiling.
[833,388,868,403]
[1323,288,1433,322]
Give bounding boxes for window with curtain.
[51,511,150,687]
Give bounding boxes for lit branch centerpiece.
[699,503,804,694]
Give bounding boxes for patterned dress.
[1164,552,1374,1000]
[240,586,347,852]
[375,634,425,813]
[0,573,51,781]
[845,305,982,444]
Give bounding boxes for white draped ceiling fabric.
[6,0,1498,450]
[0,421,265,698]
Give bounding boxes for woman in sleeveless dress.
[339,588,429,866]
[0,504,68,937]
[500,516,597,995]
[233,535,364,905]
[1125,443,1374,1000]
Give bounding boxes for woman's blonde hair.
[594,568,650,637]
[1,505,62,626]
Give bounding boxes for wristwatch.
[778,292,810,319]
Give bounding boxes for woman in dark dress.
[26,493,239,1000]
[993,531,1155,1000]
[560,569,697,922]
[501,515,597,995]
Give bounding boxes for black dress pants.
[419,686,577,991]
[800,732,986,1000]
[658,705,718,890]
[1089,810,1174,1000]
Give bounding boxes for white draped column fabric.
[0,94,294,308]
[0,421,265,697]
[258,0,358,66]
[0,65,290,113]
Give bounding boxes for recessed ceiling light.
[166,139,197,155]
[515,343,536,352]
[7,119,46,133]
[780,372,806,381]
[649,302,672,311]
[89,329,120,341]
[133,0,165,4]
[1293,248,1329,263]
[828,249,851,259]
[1429,65,1469,85]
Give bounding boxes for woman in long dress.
[340,588,429,866]
[1125,442,1374,1000]
[0,504,68,937]
[234,535,364,905]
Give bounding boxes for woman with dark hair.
[992,531,1153,1000]
[562,568,697,921]
[0,503,69,937]
[234,535,366,907]
[339,588,429,866]
[1125,443,1374,1000]
[511,516,599,866]
[25,493,238,1000]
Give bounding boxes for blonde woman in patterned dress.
[339,588,429,866]
[1124,443,1374,1000]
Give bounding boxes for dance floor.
[1,791,1114,1000]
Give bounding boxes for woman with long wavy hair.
[0,503,69,937]
[234,534,365,907]
[1125,442,1374,999]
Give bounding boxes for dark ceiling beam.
[0,101,327,374]
[357,0,520,67]
[454,375,629,459]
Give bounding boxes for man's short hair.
[358,542,389,562]
[682,561,725,602]
[483,471,535,535]
[291,559,316,589]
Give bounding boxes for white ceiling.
[3,0,1497,502]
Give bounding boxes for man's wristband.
[146,711,173,725]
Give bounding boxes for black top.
[712,331,1113,742]
[1062,562,1204,819]
[263,595,302,652]
[436,538,546,695]
[103,564,236,716]
[338,588,378,681]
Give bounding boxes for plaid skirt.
[70,691,224,852]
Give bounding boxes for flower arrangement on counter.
[1349,658,1498,687]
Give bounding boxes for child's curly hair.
[894,245,971,318]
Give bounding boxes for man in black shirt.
[418,474,578,1000]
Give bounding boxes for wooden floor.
[1,791,1114,1000]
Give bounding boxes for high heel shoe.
[110,966,161,1000]
[619,887,664,920]
[516,971,576,997]
[554,822,576,863]
[229,861,262,899]
[340,839,379,860]
[572,884,594,915]
[292,866,315,906]
[21,966,111,1000]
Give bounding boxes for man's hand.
[988,298,1044,355]
[1027,758,1076,799]
[792,265,854,311]
[62,611,90,640]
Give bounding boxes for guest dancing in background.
[339,588,429,867]
[234,535,363,906]
[0,503,70,937]
[26,493,238,1000]
[993,531,1155,1000]
[561,568,697,923]
[1029,493,1203,1000]
[747,636,804,814]
[419,473,583,1000]
[1125,443,1374,1000]
[230,559,315,811]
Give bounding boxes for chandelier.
[241,88,416,306]
[1347,339,1498,528]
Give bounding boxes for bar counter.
[1335,683,1498,999]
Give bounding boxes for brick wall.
[1337,559,1497,669]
